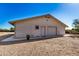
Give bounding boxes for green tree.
[72,19,79,32]
[10,27,14,32]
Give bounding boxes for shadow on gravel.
[0,34,14,41]
[66,34,79,38]
[0,36,62,45]
[70,36,79,38]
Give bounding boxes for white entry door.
[41,26,46,37]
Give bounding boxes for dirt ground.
[0,32,79,56]
[0,32,14,36]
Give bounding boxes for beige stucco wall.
[14,16,65,38]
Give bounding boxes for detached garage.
[9,14,68,39]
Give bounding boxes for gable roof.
[9,14,68,27]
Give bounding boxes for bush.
[0,29,10,32]
[65,30,72,34]
[0,27,15,32]
[65,30,79,34]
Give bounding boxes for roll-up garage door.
[47,26,57,36]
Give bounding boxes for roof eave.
[9,14,68,27]
[8,21,15,26]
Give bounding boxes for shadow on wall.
[0,36,63,45]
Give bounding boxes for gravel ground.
[0,35,79,56]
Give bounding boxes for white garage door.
[47,26,57,36]
[41,26,57,37]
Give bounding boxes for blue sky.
[0,3,79,29]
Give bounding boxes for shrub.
[65,30,79,34]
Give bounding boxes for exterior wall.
[15,16,65,38]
